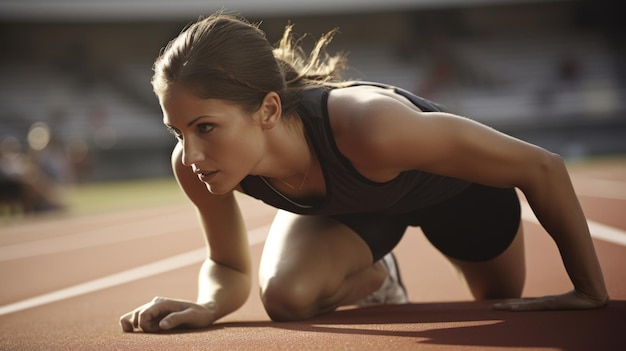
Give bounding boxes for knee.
[471,270,525,300]
[260,275,321,322]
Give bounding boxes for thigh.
[416,184,525,299]
[259,210,374,294]
[331,212,408,262]
[418,184,521,262]
[448,222,525,299]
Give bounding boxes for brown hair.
[152,11,348,115]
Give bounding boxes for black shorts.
[332,183,521,262]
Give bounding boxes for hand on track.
[493,289,609,311]
[120,296,217,333]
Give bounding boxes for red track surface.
[1,159,625,350]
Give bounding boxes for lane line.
[0,225,271,316]
[2,196,625,316]
[572,177,626,201]
[1,202,271,260]
[0,215,199,261]
[521,202,626,246]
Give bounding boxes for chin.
[205,183,232,195]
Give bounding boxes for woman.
[119,12,608,333]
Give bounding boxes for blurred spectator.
[558,55,582,84]
[0,136,31,214]
[37,134,72,185]
[0,129,67,216]
[415,30,456,99]
[66,137,93,183]
[534,54,583,114]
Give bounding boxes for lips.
[198,170,218,182]
[192,165,218,183]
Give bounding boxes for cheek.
[219,129,264,170]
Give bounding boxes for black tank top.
[239,82,471,216]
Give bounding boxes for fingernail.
[160,320,170,329]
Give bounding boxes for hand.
[493,289,609,311]
[119,296,217,333]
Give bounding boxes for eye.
[197,123,215,134]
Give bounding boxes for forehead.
[160,84,246,125]
[160,83,201,109]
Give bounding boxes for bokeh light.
[27,122,51,151]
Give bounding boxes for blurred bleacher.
[1,0,624,181]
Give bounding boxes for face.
[160,83,266,194]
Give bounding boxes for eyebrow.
[163,115,215,129]
[186,115,213,127]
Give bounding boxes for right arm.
[120,143,252,332]
[177,142,252,323]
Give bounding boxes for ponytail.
[152,12,348,116]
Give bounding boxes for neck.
[259,116,312,189]
[275,156,311,191]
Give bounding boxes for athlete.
[120,12,608,333]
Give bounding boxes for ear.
[257,92,282,130]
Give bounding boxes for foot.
[357,253,408,306]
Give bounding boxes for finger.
[493,302,525,311]
[493,298,533,311]
[158,316,175,330]
[159,308,194,330]
[119,310,139,332]
[138,306,169,333]
[119,316,134,332]
[493,297,557,311]
[131,309,140,329]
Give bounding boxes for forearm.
[523,154,608,303]
[197,258,252,322]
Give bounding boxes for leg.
[418,184,525,300]
[447,222,526,300]
[259,210,386,321]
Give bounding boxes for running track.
[1,159,625,350]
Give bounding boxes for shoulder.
[327,85,428,144]
[327,85,425,132]
[326,85,429,180]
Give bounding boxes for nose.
[181,137,205,167]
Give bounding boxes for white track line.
[521,202,626,246]
[572,177,626,201]
[0,225,270,316]
[2,193,625,316]
[0,214,199,262]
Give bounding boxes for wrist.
[201,301,218,312]
[574,289,609,308]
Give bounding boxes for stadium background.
[0,0,623,185]
[1,4,625,350]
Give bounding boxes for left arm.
[330,89,609,310]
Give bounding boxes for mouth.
[196,170,218,183]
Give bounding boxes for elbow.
[520,149,566,191]
[541,150,566,175]
[535,151,567,182]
